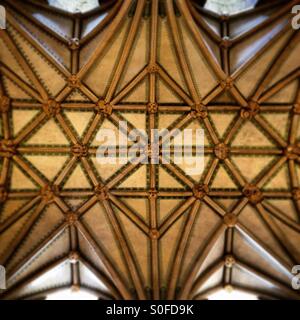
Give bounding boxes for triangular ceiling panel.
[81,12,110,39]
[90,155,125,182]
[193,267,223,297]
[118,165,147,189]
[160,212,188,287]
[178,18,220,98]
[116,206,150,286]
[119,197,148,224]
[266,214,300,262]
[179,204,222,285]
[0,199,29,224]
[238,204,292,265]
[90,117,124,147]
[63,88,92,102]
[0,212,34,261]
[230,14,290,74]
[81,202,131,288]
[24,154,69,182]
[118,77,149,103]
[211,164,239,189]
[11,260,72,299]
[259,112,290,140]
[2,76,34,100]
[158,113,184,130]
[231,265,284,298]
[158,198,189,224]
[83,19,130,97]
[0,37,34,87]
[201,15,221,37]
[15,2,74,39]
[157,77,188,104]
[120,112,146,131]
[63,163,92,190]
[8,228,70,288]
[78,262,110,294]
[234,230,291,285]
[195,231,225,278]
[10,9,71,69]
[263,163,289,190]
[231,121,276,148]
[10,164,39,190]
[185,118,212,147]
[262,79,298,104]
[63,110,94,138]
[231,155,276,183]
[77,229,112,279]
[211,88,238,104]
[267,39,300,89]
[115,18,149,94]
[157,19,189,93]
[12,109,40,137]
[229,5,285,38]
[24,118,70,146]
[8,25,67,96]
[265,199,298,222]
[158,166,187,190]
[209,112,236,139]
[234,30,292,98]
[8,203,65,270]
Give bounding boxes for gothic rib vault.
[0,0,300,300]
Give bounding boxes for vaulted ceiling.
[0,0,300,300]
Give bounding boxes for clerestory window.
[48,0,100,13]
[204,0,258,15]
